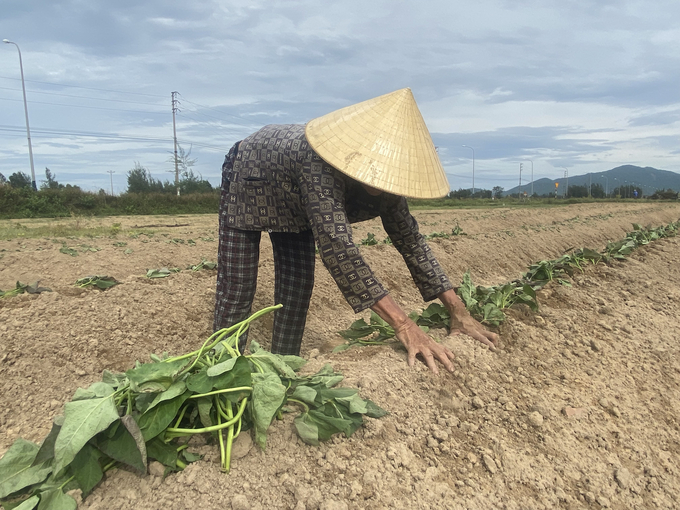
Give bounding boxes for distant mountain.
[502,165,680,197]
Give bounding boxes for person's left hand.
[448,304,499,350]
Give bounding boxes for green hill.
[504,165,680,197]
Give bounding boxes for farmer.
[214,88,499,374]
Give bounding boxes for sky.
[1,0,679,195]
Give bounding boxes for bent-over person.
[214,88,499,373]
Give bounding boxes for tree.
[492,186,504,199]
[41,167,63,190]
[126,162,166,194]
[590,183,605,199]
[179,170,213,194]
[168,144,198,193]
[567,185,589,198]
[448,188,472,199]
[0,172,6,185]
[8,172,32,189]
[650,188,678,200]
[472,189,492,199]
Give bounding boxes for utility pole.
[107,170,115,195]
[171,91,180,196]
[519,163,523,197]
[527,159,534,197]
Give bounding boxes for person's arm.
[380,197,499,350]
[438,289,499,349]
[371,294,455,374]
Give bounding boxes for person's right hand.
[394,319,455,375]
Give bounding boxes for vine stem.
[188,387,252,399]
[287,398,310,413]
[165,397,248,436]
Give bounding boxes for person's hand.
[438,289,500,350]
[394,319,455,374]
[448,304,499,350]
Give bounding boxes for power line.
[0,96,168,115]
[0,124,173,144]
[0,75,167,99]
[0,85,167,107]
[178,94,255,128]
[0,124,233,152]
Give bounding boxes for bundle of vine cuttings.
[0,305,386,510]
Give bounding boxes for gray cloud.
[2,0,679,191]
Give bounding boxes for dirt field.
[1,201,679,510]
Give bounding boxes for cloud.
[2,0,680,192]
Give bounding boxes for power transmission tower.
[171,91,180,196]
[107,170,115,195]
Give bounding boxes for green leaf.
[121,415,147,471]
[315,387,358,405]
[125,359,187,393]
[145,438,177,469]
[364,400,388,419]
[137,392,191,441]
[54,396,120,474]
[69,444,103,498]
[307,409,354,440]
[180,451,202,463]
[36,489,76,510]
[251,372,286,449]
[335,393,368,415]
[59,246,78,257]
[92,416,146,473]
[185,369,212,394]
[146,268,177,278]
[307,364,344,388]
[457,271,478,308]
[248,348,298,379]
[293,413,319,446]
[101,370,127,388]
[480,303,505,326]
[0,439,53,499]
[11,495,40,510]
[280,355,307,371]
[30,468,78,497]
[290,386,317,405]
[33,416,63,467]
[337,318,373,340]
[186,356,251,399]
[146,381,187,412]
[196,397,214,428]
[206,357,237,377]
[72,382,115,401]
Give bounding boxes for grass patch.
[0,217,155,240]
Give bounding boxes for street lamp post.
[3,39,36,190]
[601,174,608,197]
[462,145,475,197]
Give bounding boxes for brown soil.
[1,201,680,510]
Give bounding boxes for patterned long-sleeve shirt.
[220,124,453,312]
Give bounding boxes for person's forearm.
[438,289,468,314]
[370,294,411,331]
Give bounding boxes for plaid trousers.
[213,226,316,355]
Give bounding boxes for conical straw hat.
[305,88,449,199]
